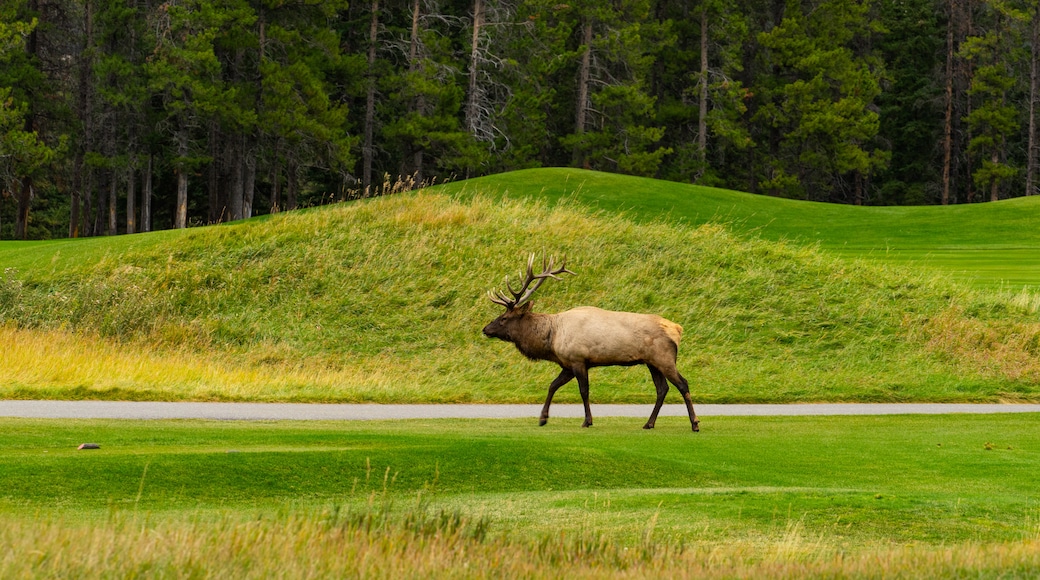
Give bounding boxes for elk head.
[482,254,575,341]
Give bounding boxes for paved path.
[2,401,1040,420]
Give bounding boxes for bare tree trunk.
[71,0,94,238]
[84,170,95,237]
[574,19,593,169]
[363,0,379,192]
[126,165,136,234]
[465,0,483,135]
[142,154,152,232]
[286,160,299,211]
[1027,8,1039,196]
[70,155,83,238]
[243,146,256,219]
[697,4,708,179]
[175,131,189,229]
[229,136,244,221]
[942,0,955,205]
[108,171,117,235]
[965,0,974,203]
[270,155,281,213]
[15,177,31,240]
[408,0,425,183]
[207,123,220,223]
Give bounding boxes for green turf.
[2,415,1038,545]
[440,168,1040,289]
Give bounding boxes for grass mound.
[2,189,1040,402]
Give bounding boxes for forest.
[0,0,1038,239]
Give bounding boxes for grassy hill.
[3,173,1040,403]
[440,168,1040,289]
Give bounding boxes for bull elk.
[482,255,700,432]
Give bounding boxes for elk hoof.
[581,421,592,428]
[539,418,548,426]
[692,421,700,433]
[643,423,655,430]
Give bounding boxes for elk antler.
[487,254,575,310]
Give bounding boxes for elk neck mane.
[512,311,559,362]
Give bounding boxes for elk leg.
[575,365,593,428]
[665,368,699,432]
[540,368,575,426]
[644,365,669,430]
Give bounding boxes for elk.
[482,255,699,432]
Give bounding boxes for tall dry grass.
[0,325,414,402]
[2,510,1039,579]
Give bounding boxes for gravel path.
[2,401,1040,420]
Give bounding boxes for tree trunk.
[126,165,136,234]
[697,4,708,179]
[71,0,94,238]
[84,169,95,237]
[108,171,117,235]
[363,0,379,192]
[15,177,32,240]
[243,143,256,219]
[941,0,955,205]
[465,0,483,136]
[287,159,299,211]
[16,2,39,240]
[409,0,424,183]
[70,153,84,238]
[175,130,189,229]
[1027,8,1039,196]
[271,155,282,213]
[229,136,244,221]
[207,122,220,223]
[142,154,152,232]
[574,19,593,168]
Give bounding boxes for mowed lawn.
[444,168,1040,289]
[2,414,1038,547]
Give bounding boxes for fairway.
[441,169,1040,289]
[3,414,1038,547]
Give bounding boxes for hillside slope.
[439,169,1040,289]
[2,189,1039,403]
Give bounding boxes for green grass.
[3,185,1040,403]
[2,415,1040,574]
[441,168,1040,289]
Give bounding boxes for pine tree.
[960,1,1028,201]
[754,0,889,202]
[0,3,62,239]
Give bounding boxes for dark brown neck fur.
[512,312,559,363]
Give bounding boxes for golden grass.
[0,326,413,402]
[913,306,1040,384]
[2,511,1039,579]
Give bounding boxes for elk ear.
[517,301,534,314]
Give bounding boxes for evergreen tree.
[558,0,672,176]
[754,0,889,202]
[960,0,1028,201]
[0,2,63,239]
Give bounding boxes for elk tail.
[658,320,683,348]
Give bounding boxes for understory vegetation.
[2,189,1040,402]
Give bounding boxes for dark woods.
[1,0,1038,239]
